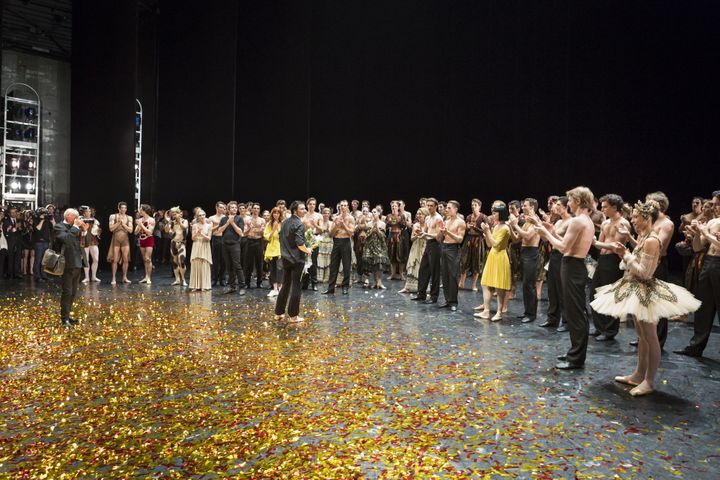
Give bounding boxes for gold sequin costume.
[591,233,700,324]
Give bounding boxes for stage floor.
[1,271,719,478]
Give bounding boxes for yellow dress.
[480,225,511,290]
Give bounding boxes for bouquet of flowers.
[303,229,318,275]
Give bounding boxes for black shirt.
[33,217,53,243]
[280,215,306,265]
[220,215,245,244]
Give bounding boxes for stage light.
[11,159,20,169]
[28,161,35,170]
[10,181,20,190]
[26,182,34,192]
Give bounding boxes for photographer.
[33,206,55,281]
[55,208,89,327]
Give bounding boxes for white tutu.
[591,276,701,324]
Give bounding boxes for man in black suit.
[54,208,89,327]
[2,206,22,278]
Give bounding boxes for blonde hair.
[566,186,594,210]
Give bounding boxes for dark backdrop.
[230,0,720,211]
[70,0,720,269]
[71,0,137,255]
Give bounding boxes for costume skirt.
[460,234,486,275]
[590,276,701,324]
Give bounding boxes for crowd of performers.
[4,187,719,396]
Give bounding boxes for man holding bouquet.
[274,201,313,323]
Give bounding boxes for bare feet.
[629,381,654,397]
[614,375,641,387]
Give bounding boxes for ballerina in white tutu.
[591,200,701,396]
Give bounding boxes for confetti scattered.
[0,290,716,477]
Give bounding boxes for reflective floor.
[1,269,719,478]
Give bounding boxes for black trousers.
[562,257,589,366]
[591,254,624,337]
[687,255,720,353]
[521,246,539,318]
[546,250,564,326]
[654,256,669,348]
[441,243,461,305]
[417,239,441,300]
[6,239,20,277]
[327,237,352,290]
[223,241,246,288]
[268,257,283,285]
[211,236,226,283]
[0,249,7,277]
[301,248,319,288]
[275,259,303,317]
[244,238,264,287]
[60,267,81,321]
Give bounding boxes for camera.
[33,207,48,219]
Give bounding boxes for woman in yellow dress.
[263,207,283,297]
[475,203,512,321]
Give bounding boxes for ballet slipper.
[474,311,490,319]
[473,305,484,311]
[614,375,641,387]
[287,316,305,323]
[273,314,284,321]
[398,288,409,294]
[491,312,502,322]
[629,382,654,397]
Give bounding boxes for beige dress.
[189,222,213,290]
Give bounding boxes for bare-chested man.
[589,194,631,341]
[109,201,134,285]
[323,200,356,295]
[540,196,572,330]
[302,197,323,290]
[675,190,720,357]
[509,198,541,323]
[438,200,466,311]
[533,186,596,370]
[244,204,266,288]
[209,201,226,286]
[411,198,444,303]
